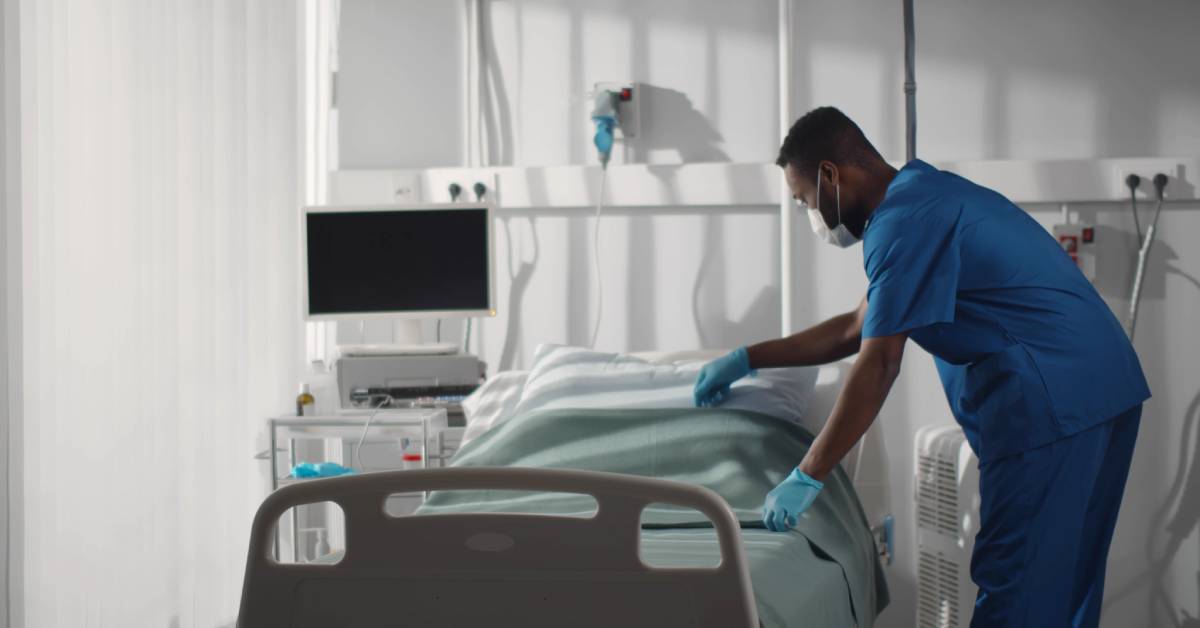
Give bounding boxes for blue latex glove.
[762,468,824,532]
[693,347,753,407]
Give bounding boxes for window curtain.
[13,0,303,625]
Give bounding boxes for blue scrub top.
[862,160,1150,463]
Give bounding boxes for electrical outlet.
[1113,161,1182,200]
[421,170,500,204]
[467,173,499,204]
[391,171,422,202]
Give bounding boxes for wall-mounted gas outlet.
[472,173,499,204]
[593,81,640,139]
[1052,222,1097,282]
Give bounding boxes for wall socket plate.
[477,172,500,205]
[420,171,499,204]
[391,171,422,203]
[594,81,640,140]
[1113,161,1184,200]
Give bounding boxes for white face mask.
[802,169,860,248]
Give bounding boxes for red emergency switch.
[620,87,633,101]
[1082,227,1094,243]
[1059,235,1078,253]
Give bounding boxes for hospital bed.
[238,347,889,627]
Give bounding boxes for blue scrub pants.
[970,404,1141,627]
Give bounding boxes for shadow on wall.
[479,3,514,165]
[488,81,751,358]
[630,84,731,164]
[691,214,779,350]
[497,216,540,371]
[1086,222,1178,303]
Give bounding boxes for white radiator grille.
[914,425,979,628]
[917,548,962,628]
[916,454,960,537]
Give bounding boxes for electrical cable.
[464,318,472,354]
[1126,174,1143,242]
[1128,174,1169,340]
[354,394,394,473]
[436,318,442,343]
[588,167,608,350]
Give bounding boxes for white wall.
[338,0,465,168]
[1,0,15,622]
[337,1,1200,626]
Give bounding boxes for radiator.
[914,425,980,628]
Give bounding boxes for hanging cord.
[588,168,608,350]
[436,318,443,343]
[1126,174,1143,242]
[1128,174,1168,340]
[464,318,473,354]
[354,394,394,472]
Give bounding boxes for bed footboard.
[238,467,759,628]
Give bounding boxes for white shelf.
[270,410,448,442]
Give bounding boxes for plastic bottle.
[296,383,315,416]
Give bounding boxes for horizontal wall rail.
[330,157,1199,210]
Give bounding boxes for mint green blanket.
[420,408,889,627]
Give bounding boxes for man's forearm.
[798,336,904,481]
[746,310,862,369]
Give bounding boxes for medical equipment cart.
[265,408,449,562]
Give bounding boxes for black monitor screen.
[306,208,490,316]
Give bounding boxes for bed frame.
[238,466,759,627]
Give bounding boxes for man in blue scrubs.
[693,107,1149,627]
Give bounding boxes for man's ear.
[819,161,839,188]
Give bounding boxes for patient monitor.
[303,203,495,419]
[302,203,495,325]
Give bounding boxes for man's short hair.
[775,106,883,178]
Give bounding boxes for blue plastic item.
[592,116,615,168]
[290,462,357,479]
[591,88,619,168]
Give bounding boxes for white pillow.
[514,344,817,424]
[459,345,822,447]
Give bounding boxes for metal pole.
[421,418,430,499]
[903,0,917,162]
[269,419,279,560]
[778,0,795,337]
[289,437,299,563]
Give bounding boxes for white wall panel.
[338,0,464,168]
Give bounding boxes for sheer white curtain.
[14,1,304,625]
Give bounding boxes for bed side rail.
[238,467,759,628]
